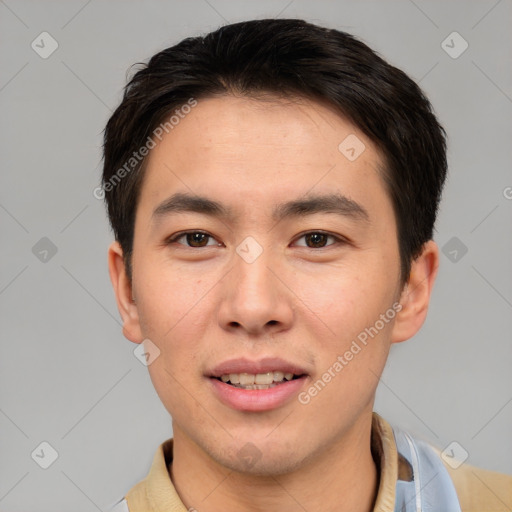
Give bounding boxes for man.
[102,18,511,512]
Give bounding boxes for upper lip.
[208,357,308,378]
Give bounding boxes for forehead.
[150,94,378,159]
[138,95,389,220]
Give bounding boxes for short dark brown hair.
[102,18,447,283]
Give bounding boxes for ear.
[108,241,143,344]
[391,240,439,344]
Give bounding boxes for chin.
[198,434,310,477]
[217,447,307,477]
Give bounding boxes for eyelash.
[165,230,347,249]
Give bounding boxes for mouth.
[213,371,304,390]
[207,358,309,411]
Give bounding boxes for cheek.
[299,306,393,422]
[134,257,214,337]
[134,259,218,389]
[143,313,206,423]
[292,263,397,407]
[294,266,395,342]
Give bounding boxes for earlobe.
[107,241,144,344]
[391,240,439,344]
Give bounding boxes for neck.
[170,414,378,512]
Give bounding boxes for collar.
[371,412,413,511]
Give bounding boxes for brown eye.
[186,232,209,247]
[167,231,219,248]
[293,231,345,249]
[304,232,329,248]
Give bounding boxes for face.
[114,95,412,475]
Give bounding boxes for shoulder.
[442,459,512,512]
[378,414,512,512]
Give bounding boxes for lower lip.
[209,377,307,412]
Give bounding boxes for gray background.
[1,0,511,510]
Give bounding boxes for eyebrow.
[273,193,369,223]
[152,192,370,224]
[152,193,231,220]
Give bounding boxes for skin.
[109,95,439,512]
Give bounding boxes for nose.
[217,247,294,336]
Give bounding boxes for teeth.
[273,371,284,382]
[232,383,278,390]
[255,372,274,385]
[218,371,300,386]
[239,373,255,386]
